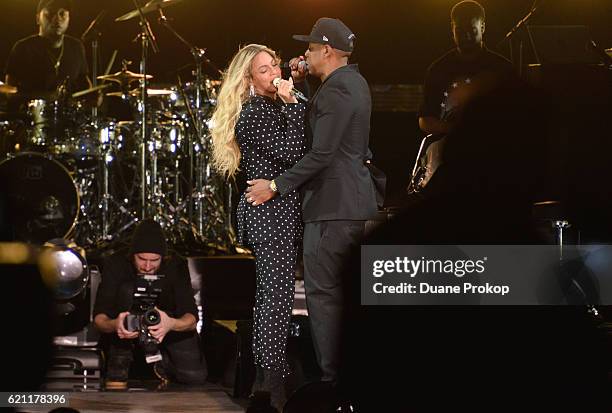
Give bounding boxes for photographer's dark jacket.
[93,253,197,320]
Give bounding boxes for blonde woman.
[211,44,306,410]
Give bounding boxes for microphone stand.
[497,0,544,76]
[131,0,159,220]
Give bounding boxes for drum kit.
[0,0,235,254]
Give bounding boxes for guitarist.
[414,0,512,191]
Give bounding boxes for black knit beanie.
[129,219,167,256]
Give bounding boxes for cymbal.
[106,88,174,98]
[97,70,152,84]
[533,200,560,207]
[139,88,175,96]
[0,82,17,94]
[115,0,183,22]
[71,83,111,98]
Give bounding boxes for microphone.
[280,60,309,71]
[81,10,107,41]
[273,78,308,103]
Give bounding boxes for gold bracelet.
[269,180,278,192]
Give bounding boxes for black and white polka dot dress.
[235,95,306,376]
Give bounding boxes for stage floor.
[29,381,246,413]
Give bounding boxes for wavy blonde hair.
[211,44,279,178]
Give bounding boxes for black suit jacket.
[275,64,378,222]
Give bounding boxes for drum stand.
[99,149,139,243]
[130,0,159,220]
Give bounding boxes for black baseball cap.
[293,17,356,52]
[37,0,72,13]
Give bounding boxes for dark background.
[1,0,611,209]
[2,0,610,84]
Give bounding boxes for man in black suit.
[246,18,378,383]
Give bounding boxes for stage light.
[42,239,89,302]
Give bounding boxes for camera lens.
[143,308,161,326]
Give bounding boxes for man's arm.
[276,83,353,194]
[167,313,197,332]
[92,258,138,339]
[246,81,354,204]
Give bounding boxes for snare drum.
[0,152,79,244]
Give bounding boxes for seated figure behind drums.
[4,0,99,162]
[5,0,90,97]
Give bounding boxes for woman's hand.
[276,77,298,104]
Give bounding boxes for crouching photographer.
[93,220,207,388]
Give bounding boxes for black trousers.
[303,220,365,382]
[106,330,207,384]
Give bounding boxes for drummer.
[4,0,91,97]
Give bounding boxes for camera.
[124,274,165,361]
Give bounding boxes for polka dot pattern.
[234,95,306,376]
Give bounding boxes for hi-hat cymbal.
[97,70,153,84]
[72,83,111,98]
[115,0,183,22]
[106,88,174,98]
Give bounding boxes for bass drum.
[0,152,79,244]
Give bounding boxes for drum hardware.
[81,8,107,125]
[71,84,111,99]
[155,5,234,250]
[105,87,174,98]
[97,69,153,85]
[1,4,234,254]
[115,0,184,22]
[156,8,206,231]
